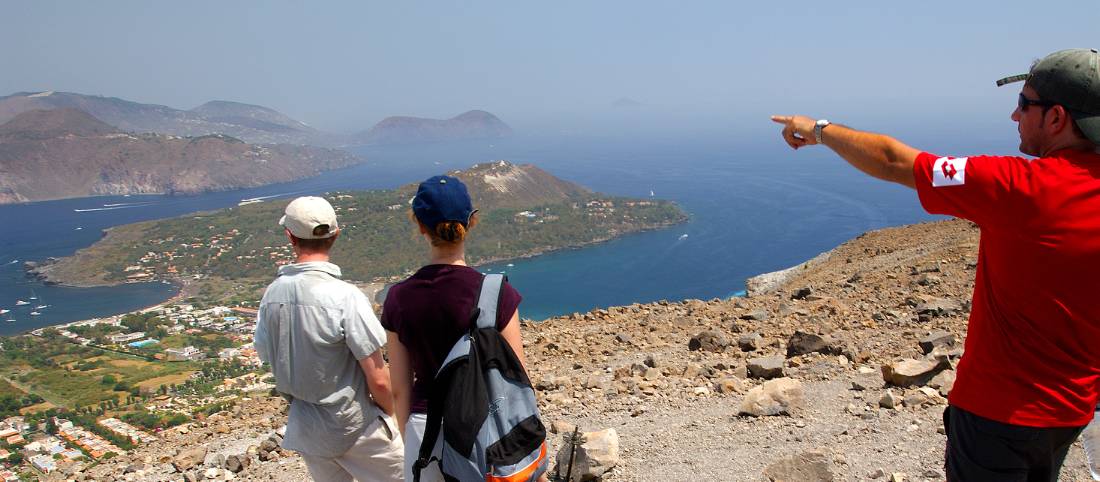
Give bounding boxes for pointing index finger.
[770,115,791,124]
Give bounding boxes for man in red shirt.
[772,48,1100,481]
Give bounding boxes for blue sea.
[0,132,994,334]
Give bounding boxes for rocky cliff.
[0,109,361,203]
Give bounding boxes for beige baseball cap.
[279,196,339,239]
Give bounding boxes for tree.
[44,417,56,435]
[100,375,117,386]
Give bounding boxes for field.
[0,336,197,409]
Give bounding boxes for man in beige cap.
[254,196,404,481]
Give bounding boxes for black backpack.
[413,274,548,482]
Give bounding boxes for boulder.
[881,358,950,387]
[748,355,785,379]
[688,330,729,352]
[553,428,620,481]
[739,377,805,416]
[763,450,835,482]
[918,331,956,354]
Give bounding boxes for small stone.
[615,333,632,344]
[918,331,956,354]
[903,389,931,407]
[915,298,962,321]
[929,370,956,397]
[748,356,785,379]
[786,330,831,357]
[869,468,887,479]
[879,390,901,409]
[739,377,805,416]
[689,330,730,352]
[762,450,835,481]
[791,287,814,300]
[890,473,906,482]
[715,377,743,394]
[916,274,941,286]
[738,333,763,352]
[553,428,620,481]
[550,420,576,434]
[881,358,950,387]
[741,309,769,321]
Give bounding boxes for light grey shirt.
[254,261,386,457]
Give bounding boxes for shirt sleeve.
[253,296,271,365]
[344,287,386,360]
[496,280,523,330]
[913,151,1030,227]
[380,287,400,333]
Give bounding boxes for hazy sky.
[4,1,1099,134]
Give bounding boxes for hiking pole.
[564,427,583,482]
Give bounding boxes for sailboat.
[0,309,8,315]
[28,290,37,301]
[14,300,28,306]
[29,311,40,316]
[34,304,48,310]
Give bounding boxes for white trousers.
[404,413,444,482]
[300,415,405,482]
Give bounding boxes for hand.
[770,115,819,150]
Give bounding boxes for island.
[31,161,688,298]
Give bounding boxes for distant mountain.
[0,91,324,145]
[0,109,362,204]
[352,110,512,145]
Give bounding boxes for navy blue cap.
[412,175,475,228]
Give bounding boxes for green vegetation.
[0,336,196,409]
[120,410,188,430]
[56,165,688,284]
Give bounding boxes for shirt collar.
[277,261,342,278]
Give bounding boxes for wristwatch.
[814,119,831,144]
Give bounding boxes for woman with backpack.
[382,175,547,482]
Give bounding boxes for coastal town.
[0,297,270,479]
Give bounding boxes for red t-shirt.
[381,264,521,414]
[914,149,1100,427]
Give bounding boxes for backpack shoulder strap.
[475,273,505,330]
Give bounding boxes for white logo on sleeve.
[932,157,968,187]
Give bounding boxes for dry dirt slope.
[79,219,1094,481]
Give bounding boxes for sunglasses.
[1018,93,1056,112]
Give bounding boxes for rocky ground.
[63,219,1094,481]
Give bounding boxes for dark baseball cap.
[412,175,475,229]
[996,48,1100,144]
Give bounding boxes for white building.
[165,346,205,361]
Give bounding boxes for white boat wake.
[74,202,155,212]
